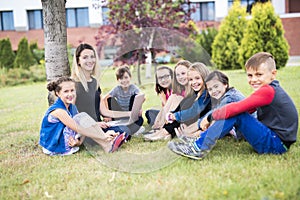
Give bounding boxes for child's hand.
[98,121,110,129]
[166,112,176,123]
[174,124,187,137]
[200,116,210,131]
[68,136,81,147]
[105,130,119,141]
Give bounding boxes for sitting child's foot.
[108,133,128,153]
[144,128,171,141]
[167,141,209,160]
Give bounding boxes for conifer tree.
[13,38,36,69]
[212,1,247,69]
[30,41,44,64]
[0,38,15,69]
[239,2,289,69]
[196,27,218,57]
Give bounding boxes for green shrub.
[212,1,247,70]
[4,68,32,86]
[239,2,289,69]
[0,38,15,69]
[196,27,218,57]
[29,65,46,82]
[0,64,46,87]
[30,41,45,64]
[13,37,36,69]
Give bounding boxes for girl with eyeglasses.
[145,66,173,126]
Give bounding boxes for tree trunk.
[145,50,152,79]
[137,49,142,85]
[42,0,70,105]
[145,29,155,79]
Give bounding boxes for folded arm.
[100,93,131,119]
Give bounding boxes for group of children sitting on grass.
[39,43,298,160]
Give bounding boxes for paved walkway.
[287,56,300,67]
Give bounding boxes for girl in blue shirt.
[174,70,246,140]
[39,77,127,156]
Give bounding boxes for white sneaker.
[133,126,145,136]
[42,146,79,156]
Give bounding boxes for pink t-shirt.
[165,89,172,100]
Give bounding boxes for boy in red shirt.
[168,52,298,159]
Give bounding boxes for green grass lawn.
[1,65,300,199]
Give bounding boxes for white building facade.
[0,0,299,55]
[0,0,294,31]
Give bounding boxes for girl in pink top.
[148,60,192,131]
[146,66,173,125]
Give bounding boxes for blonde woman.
[71,43,142,138]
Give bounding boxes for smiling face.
[188,70,204,92]
[246,63,277,91]
[78,49,96,73]
[56,81,76,107]
[156,68,172,89]
[118,71,131,89]
[175,65,188,86]
[206,79,227,100]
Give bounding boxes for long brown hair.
[155,65,173,94]
[71,43,101,92]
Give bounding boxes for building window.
[27,10,43,30]
[0,11,14,31]
[288,0,300,13]
[102,6,109,25]
[66,8,89,27]
[184,2,215,21]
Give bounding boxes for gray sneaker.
[168,141,209,160]
[133,126,146,136]
[178,135,198,144]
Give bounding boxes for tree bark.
[42,0,70,81]
[145,29,155,79]
[137,49,142,85]
[42,0,70,105]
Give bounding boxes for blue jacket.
[200,87,245,128]
[209,87,245,114]
[174,90,211,122]
[39,98,78,153]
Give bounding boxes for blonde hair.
[71,43,101,92]
[172,60,192,95]
[186,62,210,97]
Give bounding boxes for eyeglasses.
[157,74,171,81]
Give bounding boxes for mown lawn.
[0,65,299,199]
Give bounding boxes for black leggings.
[164,95,198,138]
[107,94,143,135]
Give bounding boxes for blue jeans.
[195,113,287,154]
[103,116,144,135]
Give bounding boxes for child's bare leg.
[152,95,183,129]
[74,112,120,152]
